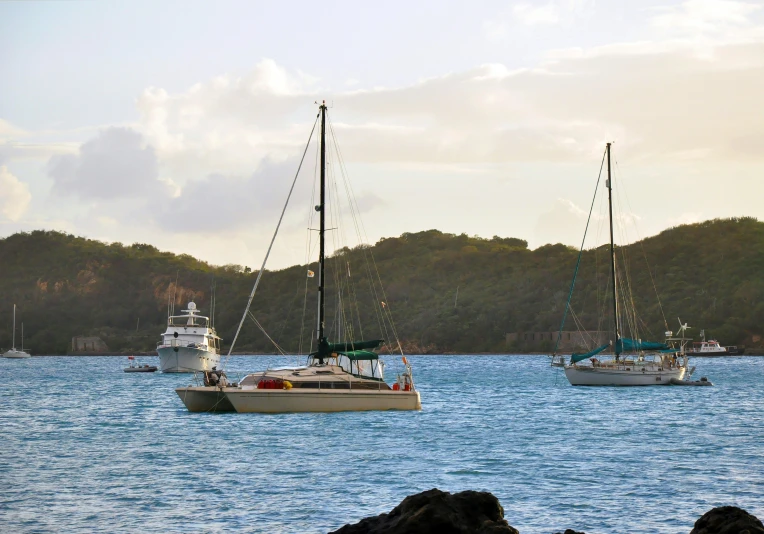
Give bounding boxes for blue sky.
[2,0,763,268]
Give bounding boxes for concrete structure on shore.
[71,336,109,353]
[506,330,608,352]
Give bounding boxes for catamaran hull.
[158,346,220,373]
[224,388,422,413]
[175,386,235,412]
[564,365,686,386]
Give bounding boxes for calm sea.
[1,355,762,533]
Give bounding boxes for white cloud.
[651,0,761,35]
[513,2,561,26]
[0,166,32,221]
[47,127,165,199]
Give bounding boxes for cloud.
[47,127,164,199]
[154,156,308,232]
[651,0,762,36]
[0,166,32,221]
[484,0,594,38]
[513,2,561,26]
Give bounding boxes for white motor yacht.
[157,302,220,372]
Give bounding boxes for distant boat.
[550,143,690,386]
[157,302,221,373]
[686,330,744,357]
[124,355,157,373]
[3,305,31,359]
[177,102,421,413]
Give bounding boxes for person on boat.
[205,369,219,387]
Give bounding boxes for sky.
[1,0,763,269]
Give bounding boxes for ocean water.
[1,355,762,534]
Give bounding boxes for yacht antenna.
[316,100,327,364]
[606,143,621,359]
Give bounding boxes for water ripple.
[1,355,762,533]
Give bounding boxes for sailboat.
[176,101,421,412]
[3,305,31,359]
[551,143,689,386]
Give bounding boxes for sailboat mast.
[606,143,621,357]
[316,101,327,360]
[12,304,16,350]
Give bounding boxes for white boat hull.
[564,365,686,386]
[157,346,220,373]
[224,388,422,413]
[3,349,31,359]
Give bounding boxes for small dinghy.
[669,376,713,386]
[124,355,157,373]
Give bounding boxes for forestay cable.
[222,113,319,369]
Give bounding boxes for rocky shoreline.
[329,488,763,534]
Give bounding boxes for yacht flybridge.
[176,102,420,412]
[157,302,221,373]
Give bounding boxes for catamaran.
[177,102,420,412]
[3,305,31,359]
[551,143,690,386]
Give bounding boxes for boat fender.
[283,380,293,390]
[403,384,411,391]
[392,383,400,391]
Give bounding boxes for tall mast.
[12,304,16,350]
[316,101,327,363]
[606,143,621,358]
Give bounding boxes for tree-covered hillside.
[0,218,762,354]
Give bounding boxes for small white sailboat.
[551,143,690,386]
[156,302,221,372]
[177,102,420,412]
[3,305,31,359]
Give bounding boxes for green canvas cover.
[616,338,676,353]
[327,339,383,352]
[571,343,609,364]
[337,350,379,361]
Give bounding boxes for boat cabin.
[157,302,221,354]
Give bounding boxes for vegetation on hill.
[0,217,762,355]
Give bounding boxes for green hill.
[1,217,762,355]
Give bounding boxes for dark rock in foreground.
[328,488,519,534]
[690,506,764,534]
[330,489,764,534]
[554,530,586,534]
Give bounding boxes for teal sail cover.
[311,339,383,359]
[327,339,383,352]
[571,344,609,363]
[616,338,676,353]
[337,350,379,360]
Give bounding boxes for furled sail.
[616,338,675,353]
